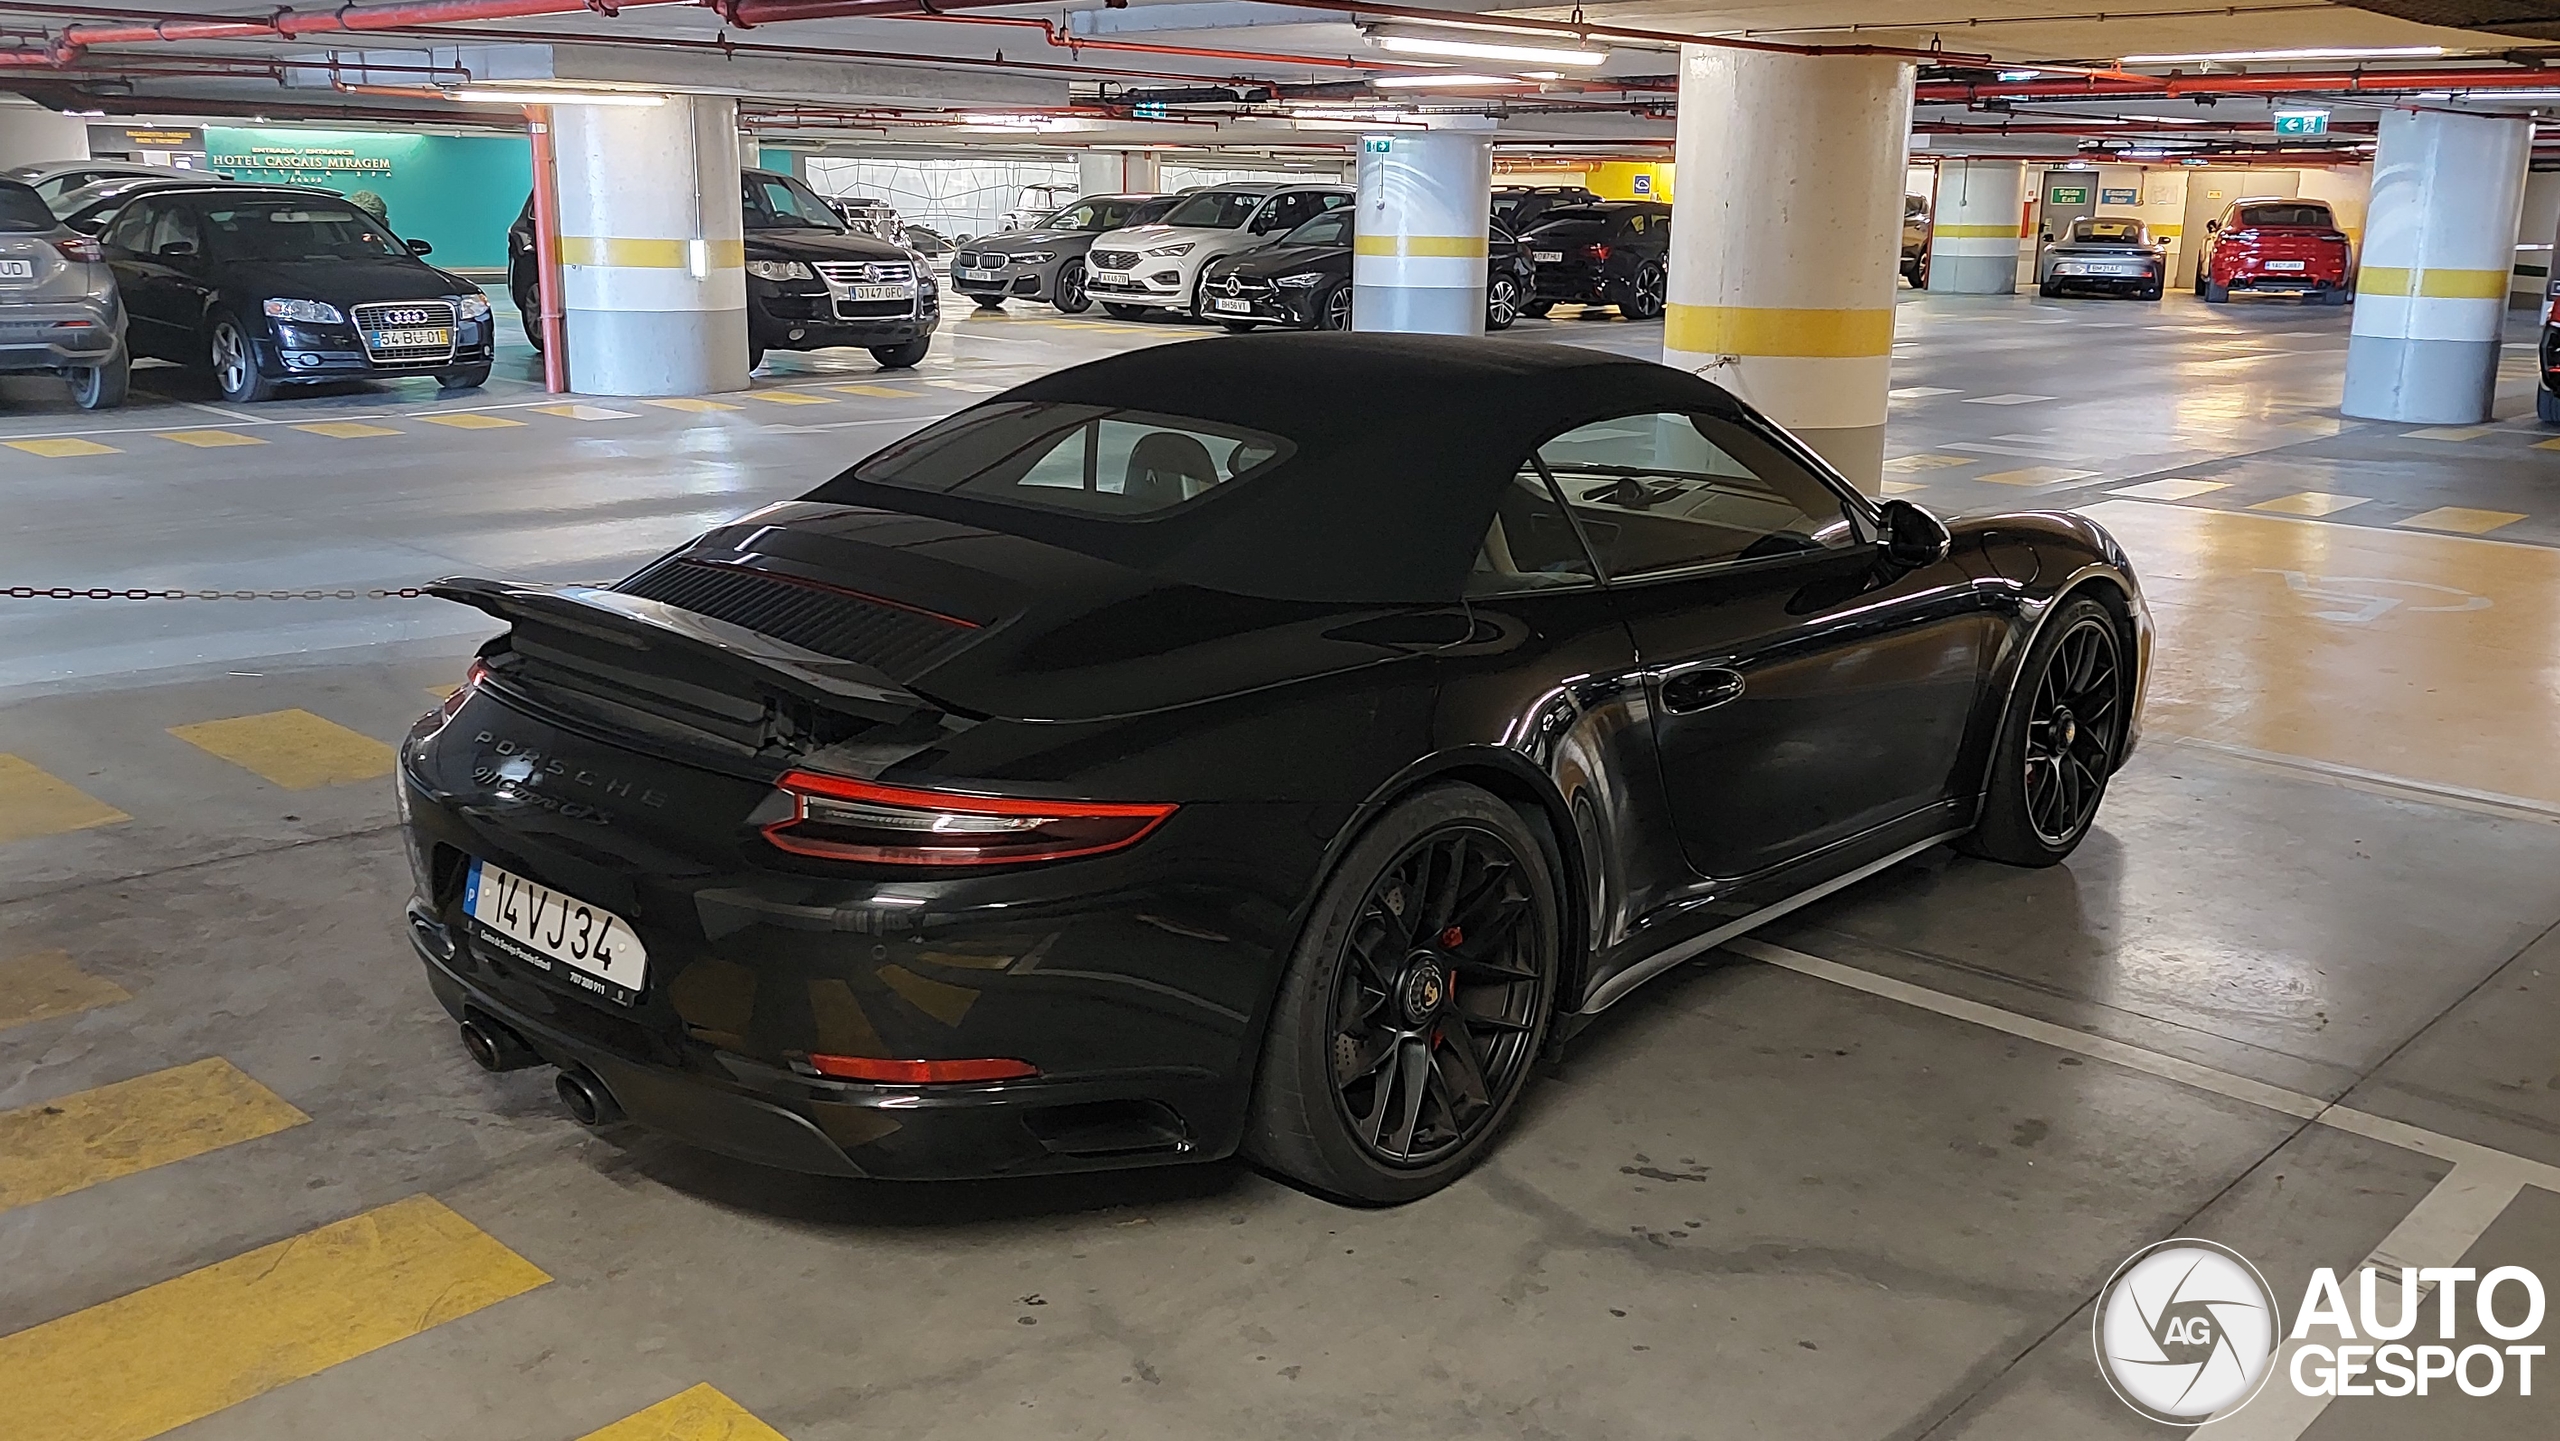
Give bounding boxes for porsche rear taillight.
[1582,242,1612,263]
[762,771,1176,866]
[435,659,490,722]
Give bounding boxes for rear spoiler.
[427,577,944,726]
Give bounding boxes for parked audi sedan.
[1084,183,1352,319]
[0,177,127,408]
[50,175,222,237]
[2037,216,2166,300]
[1521,201,1672,318]
[1196,210,1536,332]
[951,194,1176,314]
[403,333,2150,1204]
[96,184,491,402]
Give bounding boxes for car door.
[99,198,185,359]
[1538,410,1999,884]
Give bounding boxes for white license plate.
[845,283,913,301]
[2264,260,2306,271]
[2092,265,2136,275]
[1532,250,1563,264]
[956,267,1004,281]
[0,259,32,280]
[464,857,647,1003]
[371,327,450,348]
[1210,297,1254,313]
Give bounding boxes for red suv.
[2198,198,2352,304]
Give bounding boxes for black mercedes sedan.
[1197,211,1537,332]
[402,334,2150,1204]
[98,184,493,401]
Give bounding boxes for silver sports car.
[949,193,1176,315]
[2037,217,2166,300]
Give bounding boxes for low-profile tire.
[67,347,128,410]
[437,363,492,391]
[973,297,1006,311]
[1245,782,1560,1205]
[2139,282,2164,301]
[2038,281,2060,298]
[1620,261,1667,320]
[1052,258,1091,314]
[870,338,930,369]
[1518,299,1553,319]
[746,341,766,373]
[2202,279,2230,303]
[206,311,277,403]
[1959,595,2126,868]
[1485,273,1522,331]
[1316,282,1352,331]
[2322,285,2351,306]
[2537,385,2560,425]
[1102,302,1149,321]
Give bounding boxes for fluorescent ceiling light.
[1374,73,1530,88]
[2118,45,2443,65]
[1996,70,2043,81]
[2119,114,2207,125]
[452,88,664,106]
[1375,34,1608,67]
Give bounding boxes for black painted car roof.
[807,332,1745,604]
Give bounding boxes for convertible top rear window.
[847,401,1293,520]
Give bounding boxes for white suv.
[1084,183,1352,319]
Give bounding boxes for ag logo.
[2095,1239,2280,1425]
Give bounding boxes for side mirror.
[156,239,196,259]
[1879,498,1952,569]
[406,238,434,255]
[2205,218,2221,233]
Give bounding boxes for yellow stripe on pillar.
[560,237,748,270]
[1352,234,1488,258]
[1664,303,1896,358]
[2355,266,2509,299]
[1932,223,2021,239]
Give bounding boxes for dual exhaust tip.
[458,1015,623,1127]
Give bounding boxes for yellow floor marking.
[1879,480,1929,496]
[0,1194,549,1441]
[2249,491,2369,516]
[154,429,264,449]
[2399,506,2526,535]
[644,397,742,413]
[921,379,1001,393]
[0,951,129,1032]
[744,390,836,406]
[577,1384,790,1441]
[2402,425,2494,442]
[2084,498,2560,807]
[0,1058,309,1213]
[5,437,120,458]
[167,708,393,790]
[532,403,637,421]
[2110,478,2230,502]
[0,754,129,844]
[829,384,922,398]
[1882,453,1970,472]
[417,411,527,430]
[2532,436,2560,452]
[292,421,402,439]
[1976,466,2096,487]
[424,683,460,701]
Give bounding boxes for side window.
[1534,412,1857,579]
[147,204,201,256]
[1255,194,1303,233]
[1315,192,1352,213]
[1469,468,1599,596]
[100,199,157,255]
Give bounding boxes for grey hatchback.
[0,178,126,409]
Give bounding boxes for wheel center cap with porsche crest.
[1400,962,1445,1024]
[2056,707,2079,747]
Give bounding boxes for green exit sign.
[2274,109,2330,136]
[2046,185,2090,205]
[1362,137,1393,153]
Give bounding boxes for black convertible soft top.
[803,332,1752,604]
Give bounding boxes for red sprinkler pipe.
[880,10,1421,73]
[0,0,692,64]
[524,103,569,394]
[1918,67,2560,103]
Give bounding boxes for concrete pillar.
[0,100,87,171]
[1081,151,1162,195]
[2343,108,2532,424]
[1928,159,2024,293]
[553,95,749,397]
[1352,128,1493,336]
[1662,45,1912,491]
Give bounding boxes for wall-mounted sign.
[2273,109,2330,136]
[1631,173,1653,194]
[2101,186,2140,205]
[209,144,394,179]
[89,125,204,152]
[1131,101,1170,119]
[1362,137,1393,153]
[2046,185,2091,205]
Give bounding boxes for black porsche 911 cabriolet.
[401,334,2150,1204]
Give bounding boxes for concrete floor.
[5,291,2560,1440]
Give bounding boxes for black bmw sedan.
[1197,211,1537,332]
[402,335,2150,1203]
[99,184,493,402]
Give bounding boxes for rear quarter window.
[844,401,1293,520]
[2236,203,2333,229]
[0,181,53,233]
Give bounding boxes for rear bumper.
[1531,270,1614,303]
[0,299,122,371]
[2221,271,2346,292]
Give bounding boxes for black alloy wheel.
[1623,261,1667,320]
[1053,258,1090,314]
[1246,783,1558,1204]
[1961,595,2124,867]
[1485,273,1522,331]
[1318,282,1352,331]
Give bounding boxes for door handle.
[1659,667,1745,714]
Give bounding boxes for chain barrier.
[3,586,434,601]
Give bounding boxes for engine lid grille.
[616,559,974,677]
